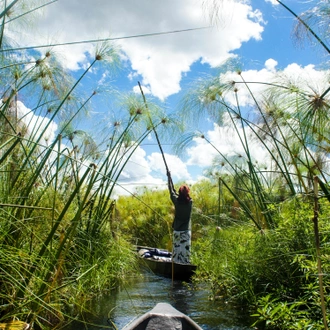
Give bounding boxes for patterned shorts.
[173,230,191,264]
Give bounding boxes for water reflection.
[65,271,254,330]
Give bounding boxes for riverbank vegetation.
[1,1,329,329]
[0,2,167,328]
[116,179,330,329]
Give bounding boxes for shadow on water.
[64,270,255,330]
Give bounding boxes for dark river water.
[65,270,255,329]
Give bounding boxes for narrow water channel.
[66,270,255,329]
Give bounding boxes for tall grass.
[0,1,173,328]
[181,1,330,329]
[189,193,330,329]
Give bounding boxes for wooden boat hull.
[137,246,197,281]
[122,302,203,330]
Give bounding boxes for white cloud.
[133,83,151,96]
[186,122,270,172]
[111,146,161,196]
[219,60,330,107]
[147,152,192,181]
[113,59,330,189]
[13,101,58,145]
[278,63,329,94]
[265,58,278,72]
[118,146,151,181]
[185,123,245,167]
[114,149,192,196]
[185,61,330,174]
[264,0,279,5]
[4,0,326,192]
[8,0,265,100]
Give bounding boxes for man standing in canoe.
[167,171,193,264]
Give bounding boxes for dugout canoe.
[136,246,197,281]
[122,302,203,330]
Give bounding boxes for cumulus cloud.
[265,58,278,72]
[264,0,279,5]
[185,123,246,168]
[186,122,270,172]
[219,60,330,106]
[118,147,170,187]
[108,60,330,192]
[11,101,58,145]
[185,60,330,172]
[114,148,191,196]
[10,0,265,100]
[147,152,191,181]
[4,0,326,192]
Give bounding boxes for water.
[66,271,255,330]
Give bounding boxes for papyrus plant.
[0,1,172,327]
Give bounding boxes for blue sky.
[7,0,329,195]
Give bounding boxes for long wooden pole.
[138,82,171,175]
[138,82,175,285]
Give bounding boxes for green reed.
[0,2,170,327]
[182,1,330,328]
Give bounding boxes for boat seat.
[145,316,182,329]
